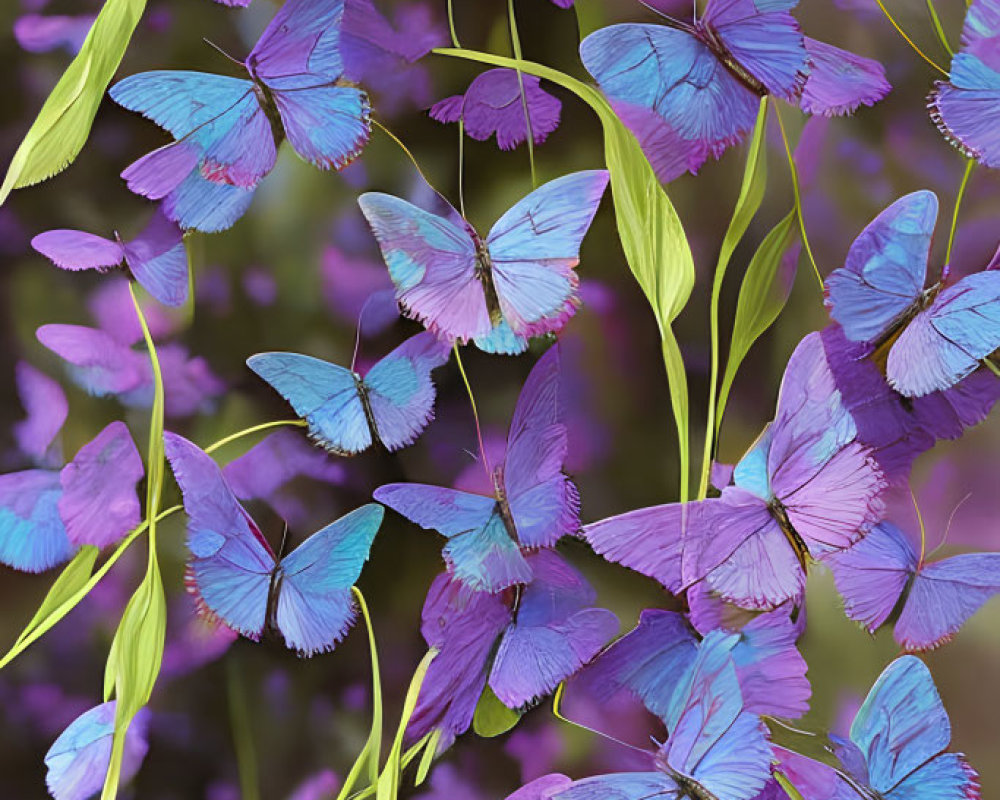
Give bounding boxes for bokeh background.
[1,0,999,797]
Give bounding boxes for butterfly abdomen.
[475,241,505,326]
[353,373,385,452]
[770,501,811,571]
[697,24,768,98]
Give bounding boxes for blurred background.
[1,0,999,797]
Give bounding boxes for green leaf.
[434,47,696,499]
[376,648,437,800]
[0,0,147,203]
[472,685,522,737]
[699,97,769,499]
[414,729,441,786]
[775,772,806,800]
[716,210,799,432]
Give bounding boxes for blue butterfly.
[825,190,1000,397]
[111,0,371,233]
[164,432,383,656]
[247,331,450,456]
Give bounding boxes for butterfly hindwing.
[31,229,123,271]
[0,470,72,573]
[121,209,189,307]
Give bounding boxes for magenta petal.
[58,421,144,548]
[13,361,68,464]
[800,38,890,117]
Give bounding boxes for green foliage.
[0,0,147,204]
[414,729,441,786]
[776,772,806,800]
[435,47,696,499]
[716,211,799,435]
[699,98,769,498]
[473,684,522,737]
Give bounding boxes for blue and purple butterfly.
[407,550,618,749]
[777,656,980,800]
[247,331,451,456]
[829,521,1000,652]
[0,420,144,573]
[544,634,774,800]
[579,0,890,182]
[164,432,384,656]
[929,0,1000,169]
[584,332,886,611]
[374,346,579,592]
[825,190,1000,397]
[32,208,188,307]
[358,170,609,354]
[111,0,372,233]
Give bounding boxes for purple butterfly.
[579,0,890,182]
[0,421,143,573]
[13,361,67,466]
[111,0,372,233]
[31,208,188,307]
[430,69,562,150]
[164,432,384,656]
[374,346,580,592]
[929,0,1000,168]
[358,171,609,354]
[584,332,886,610]
[576,607,810,722]
[45,701,150,800]
[821,324,1000,484]
[36,324,225,417]
[543,635,773,800]
[825,191,1000,397]
[829,522,1000,652]
[407,550,618,749]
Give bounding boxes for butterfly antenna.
[203,37,244,66]
[910,487,928,569]
[277,520,291,561]
[371,118,460,219]
[351,295,379,373]
[636,0,672,21]
[453,344,493,482]
[552,683,652,756]
[928,491,972,560]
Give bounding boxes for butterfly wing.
[701,0,807,99]
[489,550,618,708]
[828,522,915,634]
[13,362,67,464]
[825,191,936,344]
[268,85,371,172]
[160,168,257,233]
[357,193,488,342]
[122,209,189,307]
[546,773,679,800]
[887,270,1000,396]
[374,483,531,591]
[35,324,145,398]
[247,0,346,87]
[361,331,451,451]
[31,229,124,271]
[223,430,344,503]
[247,352,372,455]
[273,503,383,656]
[164,433,275,640]
[728,610,810,718]
[502,347,579,548]
[929,0,1000,167]
[883,753,981,800]
[574,608,698,721]
[58,421,144,549]
[580,24,760,180]
[800,37,890,116]
[483,171,608,347]
[896,551,1000,651]
[0,470,72,573]
[407,572,513,744]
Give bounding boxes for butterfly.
[576,607,810,722]
[775,656,980,800]
[357,170,609,354]
[13,361,68,466]
[929,0,1000,169]
[374,346,579,592]
[248,331,451,456]
[579,0,890,182]
[408,550,618,748]
[825,190,1000,397]
[0,421,144,573]
[546,634,774,800]
[828,521,1000,652]
[584,332,886,610]
[110,0,372,233]
[31,209,188,307]
[45,701,150,800]
[164,432,384,656]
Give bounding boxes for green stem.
[507,0,537,188]
[925,0,954,55]
[204,419,307,454]
[873,0,949,74]
[452,344,492,481]
[227,658,260,800]
[945,158,974,266]
[772,103,823,291]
